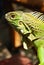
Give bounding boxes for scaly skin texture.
[5,11,44,65]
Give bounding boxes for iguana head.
[5,11,24,31]
[5,11,23,26]
[5,11,30,34]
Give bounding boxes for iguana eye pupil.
[11,15,15,18]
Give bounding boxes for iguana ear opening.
[19,21,23,25]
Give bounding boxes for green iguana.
[5,11,44,65]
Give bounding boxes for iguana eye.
[10,13,16,19]
[11,15,15,18]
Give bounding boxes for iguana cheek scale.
[5,11,44,65]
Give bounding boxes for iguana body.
[5,11,44,65]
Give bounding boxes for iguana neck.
[20,12,44,41]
